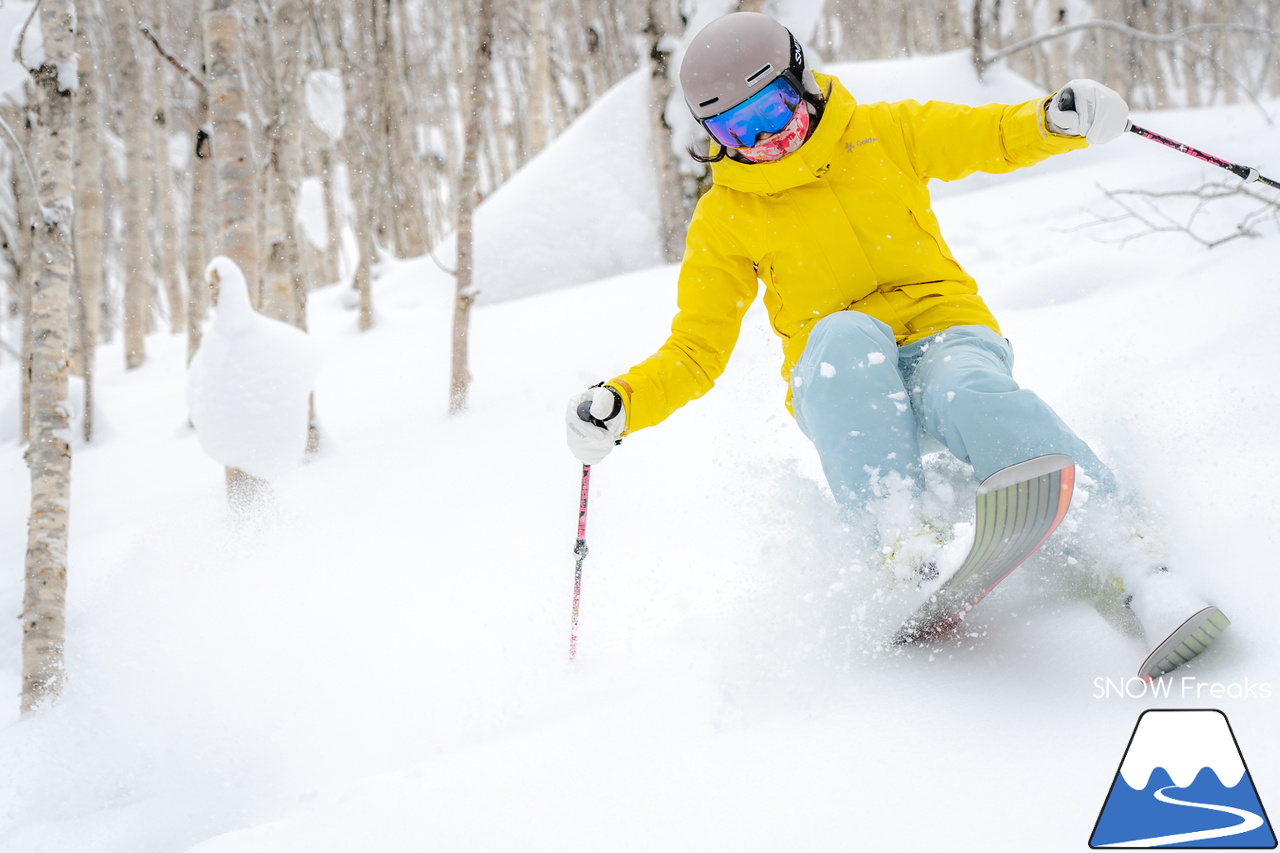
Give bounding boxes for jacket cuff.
[604,379,634,435]
[1003,96,1088,164]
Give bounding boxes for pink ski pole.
[568,463,591,661]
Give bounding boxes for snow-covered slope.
[1,52,1278,852]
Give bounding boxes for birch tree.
[73,12,106,440]
[261,0,306,328]
[22,0,76,714]
[142,0,184,336]
[203,0,261,303]
[203,0,265,505]
[450,0,495,415]
[646,0,686,262]
[104,0,152,369]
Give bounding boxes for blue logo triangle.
[1090,709,1276,848]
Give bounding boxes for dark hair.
[685,80,831,164]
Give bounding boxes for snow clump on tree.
[187,256,321,479]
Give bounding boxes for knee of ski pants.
[793,311,902,439]
[911,326,1019,416]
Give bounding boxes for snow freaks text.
[1093,677,1273,700]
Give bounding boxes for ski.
[892,453,1076,645]
[1138,605,1231,682]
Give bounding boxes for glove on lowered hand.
[1046,79,1129,144]
[565,385,625,465]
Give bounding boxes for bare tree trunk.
[527,0,552,153]
[11,93,38,442]
[646,0,685,263]
[104,0,152,369]
[261,0,306,328]
[203,0,262,303]
[22,0,76,714]
[73,14,106,442]
[187,95,212,363]
[203,0,264,502]
[451,0,494,414]
[376,0,429,258]
[144,0,185,336]
[320,0,375,330]
[971,0,989,78]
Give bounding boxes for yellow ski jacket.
[608,73,1086,434]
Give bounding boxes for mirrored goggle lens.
[702,77,802,149]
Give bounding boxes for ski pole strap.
[1127,122,1280,191]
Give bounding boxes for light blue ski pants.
[791,312,1114,505]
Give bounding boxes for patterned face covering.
[735,103,813,163]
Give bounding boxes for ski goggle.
[700,76,803,150]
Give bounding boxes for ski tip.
[1138,605,1232,682]
[978,453,1075,494]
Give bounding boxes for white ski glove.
[1046,79,1129,144]
[565,385,625,465]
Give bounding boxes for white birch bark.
[143,0,184,336]
[645,0,685,263]
[319,0,374,330]
[378,0,429,258]
[203,0,261,304]
[203,0,264,502]
[527,0,552,154]
[451,0,494,414]
[261,0,306,328]
[73,15,106,441]
[187,95,212,363]
[104,0,152,369]
[22,0,76,714]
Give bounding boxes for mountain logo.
[1090,709,1276,848]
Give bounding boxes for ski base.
[1139,605,1231,681]
[892,454,1076,645]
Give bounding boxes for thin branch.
[989,21,1280,63]
[426,245,456,276]
[11,0,42,68]
[981,20,1277,122]
[0,112,39,200]
[139,24,209,94]
[1065,180,1280,249]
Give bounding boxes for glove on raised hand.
[1046,79,1129,144]
[565,385,625,465]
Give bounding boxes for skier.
[565,11,1228,676]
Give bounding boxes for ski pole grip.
[577,399,614,433]
[1057,87,1075,112]
[577,386,622,432]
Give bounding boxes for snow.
[439,69,666,305]
[2,51,1279,853]
[304,70,345,143]
[186,258,321,479]
[296,177,328,250]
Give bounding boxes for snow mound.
[433,70,665,306]
[187,257,322,479]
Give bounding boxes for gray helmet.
[680,12,806,120]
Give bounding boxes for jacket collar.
[708,72,856,195]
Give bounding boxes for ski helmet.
[679,12,807,123]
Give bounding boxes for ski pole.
[568,463,591,662]
[1055,88,1278,190]
[1126,122,1280,190]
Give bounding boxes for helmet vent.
[698,96,720,108]
[745,63,773,85]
